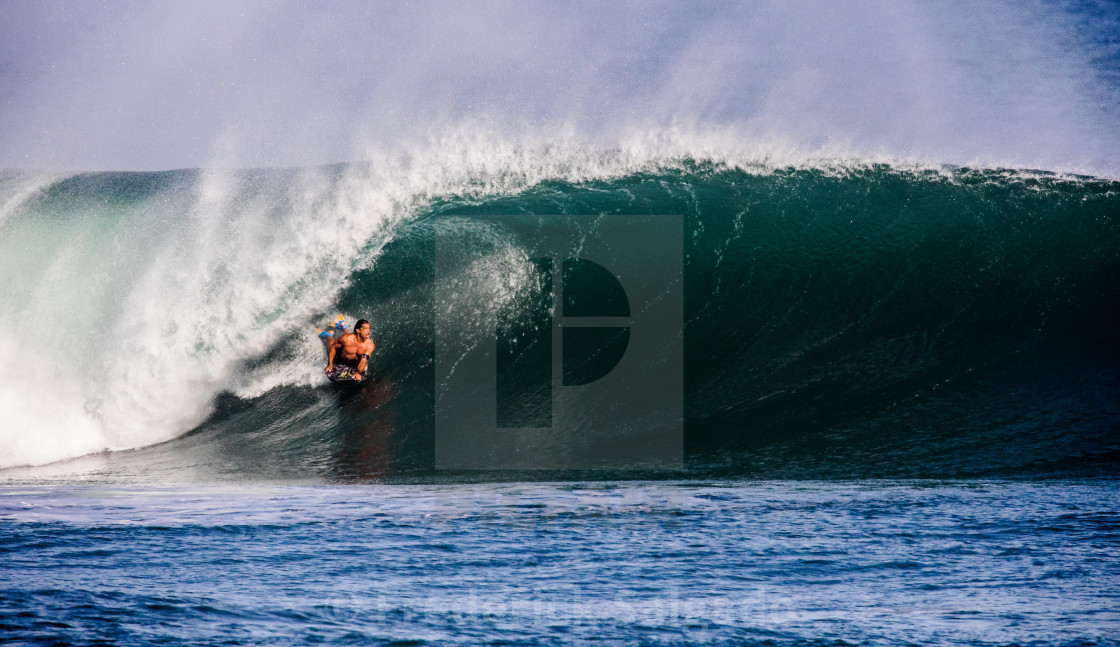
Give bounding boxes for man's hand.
[325,364,332,374]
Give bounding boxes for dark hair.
[355,319,370,331]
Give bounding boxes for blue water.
[2,481,1117,645]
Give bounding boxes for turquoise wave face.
[1,164,1117,479]
[322,166,1119,479]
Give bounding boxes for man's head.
[354,319,370,339]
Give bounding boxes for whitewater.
[0,131,823,470]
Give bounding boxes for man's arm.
[325,337,339,372]
[355,341,375,375]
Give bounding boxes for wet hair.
[354,319,370,332]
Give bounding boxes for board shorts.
[327,357,362,382]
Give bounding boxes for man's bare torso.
[335,333,374,362]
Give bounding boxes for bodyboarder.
[325,318,375,382]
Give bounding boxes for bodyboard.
[326,364,362,382]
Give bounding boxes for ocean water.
[3,2,1120,644]
[3,154,1119,647]
[1,164,1116,479]
[2,130,1119,647]
[2,481,1118,646]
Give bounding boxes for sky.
[1,0,1118,175]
